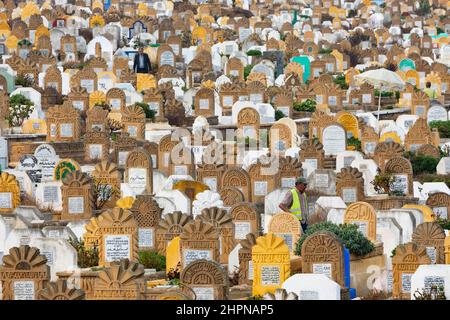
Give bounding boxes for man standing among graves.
[279,177,309,232]
[133,46,152,74]
[424,82,437,100]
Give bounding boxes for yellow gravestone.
[252,233,290,296]
[89,90,106,109]
[5,35,18,50]
[172,180,209,202]
[22,119,47,134]
[402,204,435,222]
[35,25,49,41]
[89,15,105,28]
[116,196,135,209]
[192,26,207,45]
[166,236,181,275]
[0,172,21,213]
[379,132,401,144]
[138,3,148,16]
[344,202,377,242]
[21,2,40,21]
[137,73,156,92]
[337,112,359,140]
[331,50,344,73]
[405,70,419,87]
[445,235,450,264]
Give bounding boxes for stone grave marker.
[336,167,364,204]
[344,202,377,242]
[301,231,345,287]
[321,124,346,156]
[122,105,146,141]
[61,171,94,221]
[412,222,446,264]
[130,195,162,251]
[426,192,450,220]
[282,274,341,300]
[0,245,50,300]
[392,243,431,299]
[180,259,228,300]
[35,181,62,212]
[92,260,145,300]
[113,134,138,168]
[37,279,85,300]
[34,144,59,182]
[230,202,259,241]
[83,130,110,163]
[299,139,324,174]
[46,103,81,142]
[221,167,251,201]
[179,218,220,269]
[268,211,301,255]
[97,208,139,267]
[156,211,193,255]
[252,233,290,296]
[307,169,336,196]
[0,172,21,214]
[124,148,153,195]
[384,157,413,196]
[411,265,450,300]
[239,233,257,286]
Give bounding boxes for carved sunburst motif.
[38,280,85,300]
[159,211,193,233]
[253,233,287,251]
[180,217,219,240]
[2,245,47,270]
[95,259,144,289]
[200,207,232,227]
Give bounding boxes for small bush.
[135,102,156,120]
[275,109,285,121]
[246,50,262,56]
[347,137,361,151]
[405,151,440,174]
[371,173,395,194]
[429,121,450,138]
[138,250,166,271]
[413,285,446,300]
[6,94,34,127]
[244,64,253,80]
[436,217,450,230]
[294,222,375,257]
[333,74,349,89]
[15,74,34,87]
[374,89,394,98]
[293,99,316,112]
[69,238,99,268]
[319,48,333,54]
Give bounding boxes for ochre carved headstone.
[344,202,377,242]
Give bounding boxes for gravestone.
[46,103,81,142]
[130,195,162,251]
[384,157,413,196]
[230,202,259,241]
[179,218,220,269]
[268,212,301,254]
[299,139,324,174]
[307,169,336,196]
[239,233,257,286]
[322,124,346,156]
[392,243,431,299]
[0,172,21,214]
[301,231,345,287]
[411,265,450,300]
[412,222,446,264]
[92,259,145,300]
[156,211,193,255]
[426,192,450,220]
[124,148,153,195]
[199,207,234,264]
[252,233,290,296]
[91,161,121,209]
[96,208,139,267]
[83,130,110,163]
[180,259,228,300]
[282,274,341,300]
[344,202,377,242]
[37,280,85,300]
[0,245,50,300]
[34,144,59,182]
[336,167,365,204]
[61,171,94,221]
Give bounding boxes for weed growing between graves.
[429,121,450,138]
[413,285,446,300]
[361,289,391,300]
[436,217,450,230]
[135,102,156,121]
[294,222,375,257]
[138,250,166,271]
[6,94,34,127]
[69,238,99,268]
[167,262,181,285]
[347,137,361,151]
[293,99,316,112]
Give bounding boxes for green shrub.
[347,137,361,151]
[294,222,375,257]
[413,286,446,300]
[319,48,333,54]
[436,217,450,230]
[6,94,34,127]
[69,238,99,268]
[135,102,156,120]
[374,89,394,98]
[275,109,285,121]
[138,250,166,271]
[246,50,262,56]
[405,152,440,174]
[244,64,253,80]
[14,74,34,87]
[429,121,450,138]
[333,74,348,89]
[293,99,316,112]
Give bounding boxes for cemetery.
[1,0,450,303]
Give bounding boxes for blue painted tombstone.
[398,58,415,72]
[128,20,147,40]
[343,246,356,299]
[291,56,310,83]
[103,0,110,11]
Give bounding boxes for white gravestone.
[322,125,346,156]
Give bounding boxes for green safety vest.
[289,188,307,221]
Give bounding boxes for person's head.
[426,82,431,88]
[295,177,307,193]
[138,47,144,54]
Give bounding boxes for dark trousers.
[301,222,308,233]
[135,68,149,73]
